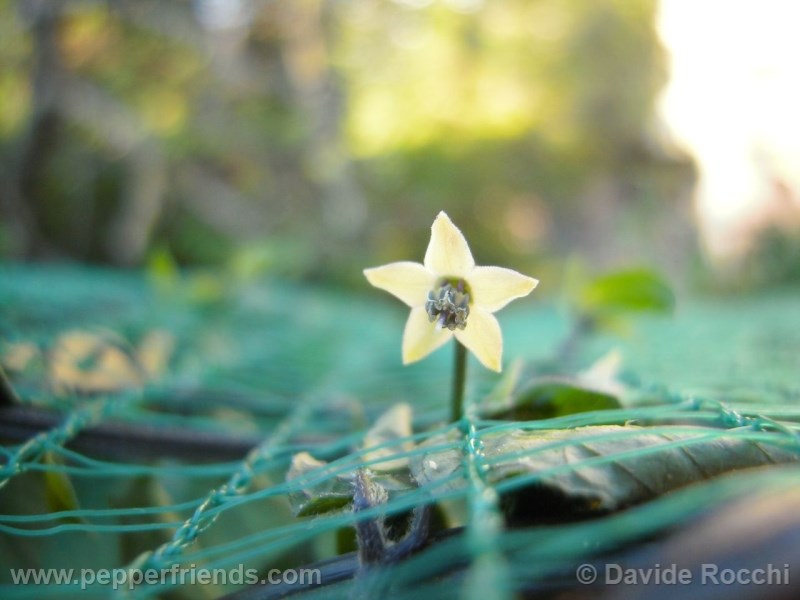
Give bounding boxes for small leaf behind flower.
[485,380,621,420]
[481,352,625,420]
[579,268,675,316]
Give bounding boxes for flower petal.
[468,266,539,312]
[402,306,453,364]
[423,211,475,278]
[454,309,502,372]
[364,262,435,307]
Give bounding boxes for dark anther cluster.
[425,281,470,330]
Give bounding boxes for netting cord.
[0,391,143,489]
[116,394,319,597]
[458,380,511,600]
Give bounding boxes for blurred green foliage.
[1,0,696,286]
[578,268,675,317]
[554,265,675,364]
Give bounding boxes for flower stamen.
[425,280,470,331]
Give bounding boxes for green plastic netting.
[1,264,800,599]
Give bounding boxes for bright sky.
[656,0,800,259]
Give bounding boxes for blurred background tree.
[0,0,764,289]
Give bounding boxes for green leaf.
[579,268,675,316]
[481,352,625,420]
[296,495,353,517]
[42,452,82,521]
[286,405,418,517]
[410,425,799,522]
[286,452,354,517]
[146,246,179,287]
[485,380,621,420]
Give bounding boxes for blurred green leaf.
[186,270,228,305]
[147,247,179,279]
[482,352,626,420]
[484,379,621,421]
[579,268,675,316]
[42,452,82,521]
[146,246,180,291]
[229,239,315,282]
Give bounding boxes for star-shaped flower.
[364,211,538,372]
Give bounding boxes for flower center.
[425,279,470,331]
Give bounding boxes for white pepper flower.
[364,211,538,372]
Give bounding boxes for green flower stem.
[451,341,467,422]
